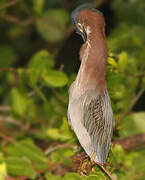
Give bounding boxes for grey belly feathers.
[68,87,113,165]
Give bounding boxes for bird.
[67,3,114,166]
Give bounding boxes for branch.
[0,134,17,145]
[0,115,22,126]
[45,143,77,155]
[71,152,116,180]
[130,88,145,112]
[113,133,145,151]
[71,133,145,164]
[70,133,145,178]
[0,14,34,26]
[0,106,10,112]
[0,115,29,130]
[0,67,18,72]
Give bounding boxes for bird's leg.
[90,150,97,163]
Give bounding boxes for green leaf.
[47,128,60,140]
[119,112,145,137]
[50,149,72,166]
[108,57,118,68]
[47,118,74,142]
[109,144,125,165]
[60,117,75,141]
[5,157,36,179]
[33,0,45,15]
[0,162,7,180]
[11,88,35,118]
[6,140,48,171]
[118,52,128,72]
[45,172,62,180]
[63,173,82,180]
[42,69,68,87]
[0,46,14,68]
[28,50,54,86]
[85,175,103,180]
[0,0,7,7]
[36,9,69,43]
[11,88,29,116]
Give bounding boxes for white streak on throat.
[72,39,91,97]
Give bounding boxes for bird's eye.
[77,23,83,33]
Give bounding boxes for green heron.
[68,4,113,165]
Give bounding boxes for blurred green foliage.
[0,0,145,179]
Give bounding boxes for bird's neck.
[75,34,107,95]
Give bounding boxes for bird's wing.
[83,88,113,164]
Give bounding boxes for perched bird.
[68,4,114,165]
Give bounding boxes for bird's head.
[71,3,105,43]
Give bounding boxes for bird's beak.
[76,27,87,43]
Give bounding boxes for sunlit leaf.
[42,69,68,87]
[5,157,36,179]
[28,50,54,86]
[45,172,62,180]
[0,162,7,180]
[6,140,48,171]
[63,173,82,180]
[47,128,60,140]
[118,51,128,72]
[33,0,45,15]
[11,88,29,116]
[108,57,118,68]
[36,9,69,42]
[11,87,36,118]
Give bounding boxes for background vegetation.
[0,0,145,179]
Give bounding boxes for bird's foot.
[78,159,93,176]
[77,151,96,176]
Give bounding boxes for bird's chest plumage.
[68,91,94,152]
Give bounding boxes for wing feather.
[83,88,113,164]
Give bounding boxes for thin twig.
[45,143,77,155]
[119,88,145,121]
[0,0,20,10]
[28,85,44,97]
[0,115,22,126]
[51,88,67,104]
[0,134,17,145]
[0,115,29,130]
[33,85,49,104]
[130,88,145,111]
[0,14,34,26]
[95,162,117,180]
